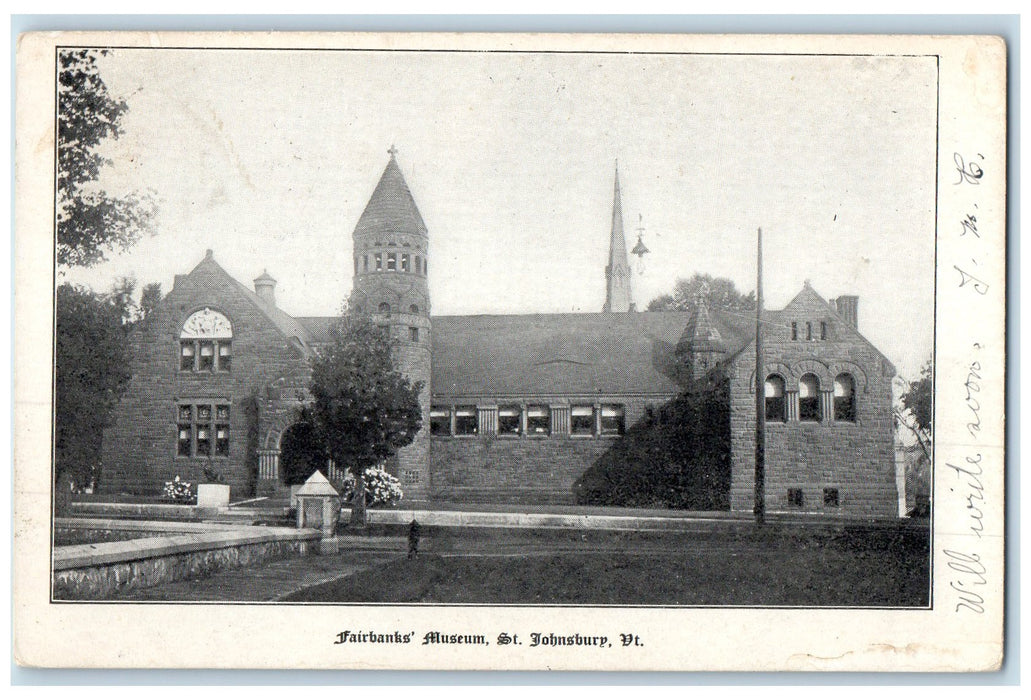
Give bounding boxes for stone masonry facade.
[428,397,662,504]
[102,252,313,498]
[726,286,898,517]
[99,154,900,517]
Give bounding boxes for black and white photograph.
[13,32,1006,671]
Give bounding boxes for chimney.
[254,270,277,306]
[835,295,859,330]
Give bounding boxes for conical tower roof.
[353,149,427,238]
[678,299,727,354]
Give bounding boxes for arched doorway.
[279,421,327,486]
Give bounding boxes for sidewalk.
[74,498,919,532]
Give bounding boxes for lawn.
[282,523,929,607]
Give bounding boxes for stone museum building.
[101,152,900,517]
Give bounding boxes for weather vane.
[631,213,650,274]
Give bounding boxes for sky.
[63,48,938,380]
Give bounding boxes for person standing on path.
[408,519,421,559]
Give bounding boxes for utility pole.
[754,227,766,526]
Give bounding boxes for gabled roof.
[293,286,896,396]
[429,311,754,398]
[187,252,313,353]
[296,316,340,343]
[784,283,896,375]
[725,283,896,376]
[353,153,427,238]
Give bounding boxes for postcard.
[13,31,1006,671]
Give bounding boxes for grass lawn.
[283,523,929,606]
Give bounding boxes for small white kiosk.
[294,470,342,554]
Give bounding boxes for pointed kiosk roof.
[295,470,340,497]
[353,148,427,238]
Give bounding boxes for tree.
[54,284,133,499]
[58,49,155,267]
[895,358,933,461]
[138,282,163,324]
[307,310,423,525]
[104,276,162,328]
[647,273,756,314]
[574,381,732,510]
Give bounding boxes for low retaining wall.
[346,508,909,532]
[53,518,321,600]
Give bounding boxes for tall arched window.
[180,308,232,372]
[834,373,856,422]
[378,302,391,317]
[799,374,821,422]
[764,375,786,422]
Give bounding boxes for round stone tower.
[348,147,432,501]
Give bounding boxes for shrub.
[573,382,732,510]
[202,467,225,483]
[163,476,194,503]
[341,466,403,508]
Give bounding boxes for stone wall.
[727,289,898,517]
[428,397,665,504]
[52,526,319,600]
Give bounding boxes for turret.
[676,287,727,382]
[253,269,277,306]
[348,146,431,499]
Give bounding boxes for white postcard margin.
[12,31,1007,671]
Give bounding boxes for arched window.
[799,374,821,422]
[409,304,419,314]
[764,375,786,422]
[378,302,391,317]
[180,308,232,372]
[834,373,856,422]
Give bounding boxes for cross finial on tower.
[697,280,711,305]
[387,144,398,158]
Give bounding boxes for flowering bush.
[163,476,194,503]
[341,466,403,508]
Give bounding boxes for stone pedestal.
[197,484,230,507]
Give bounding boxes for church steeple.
[603,162,634,313]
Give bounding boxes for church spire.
[603,161,634,313]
